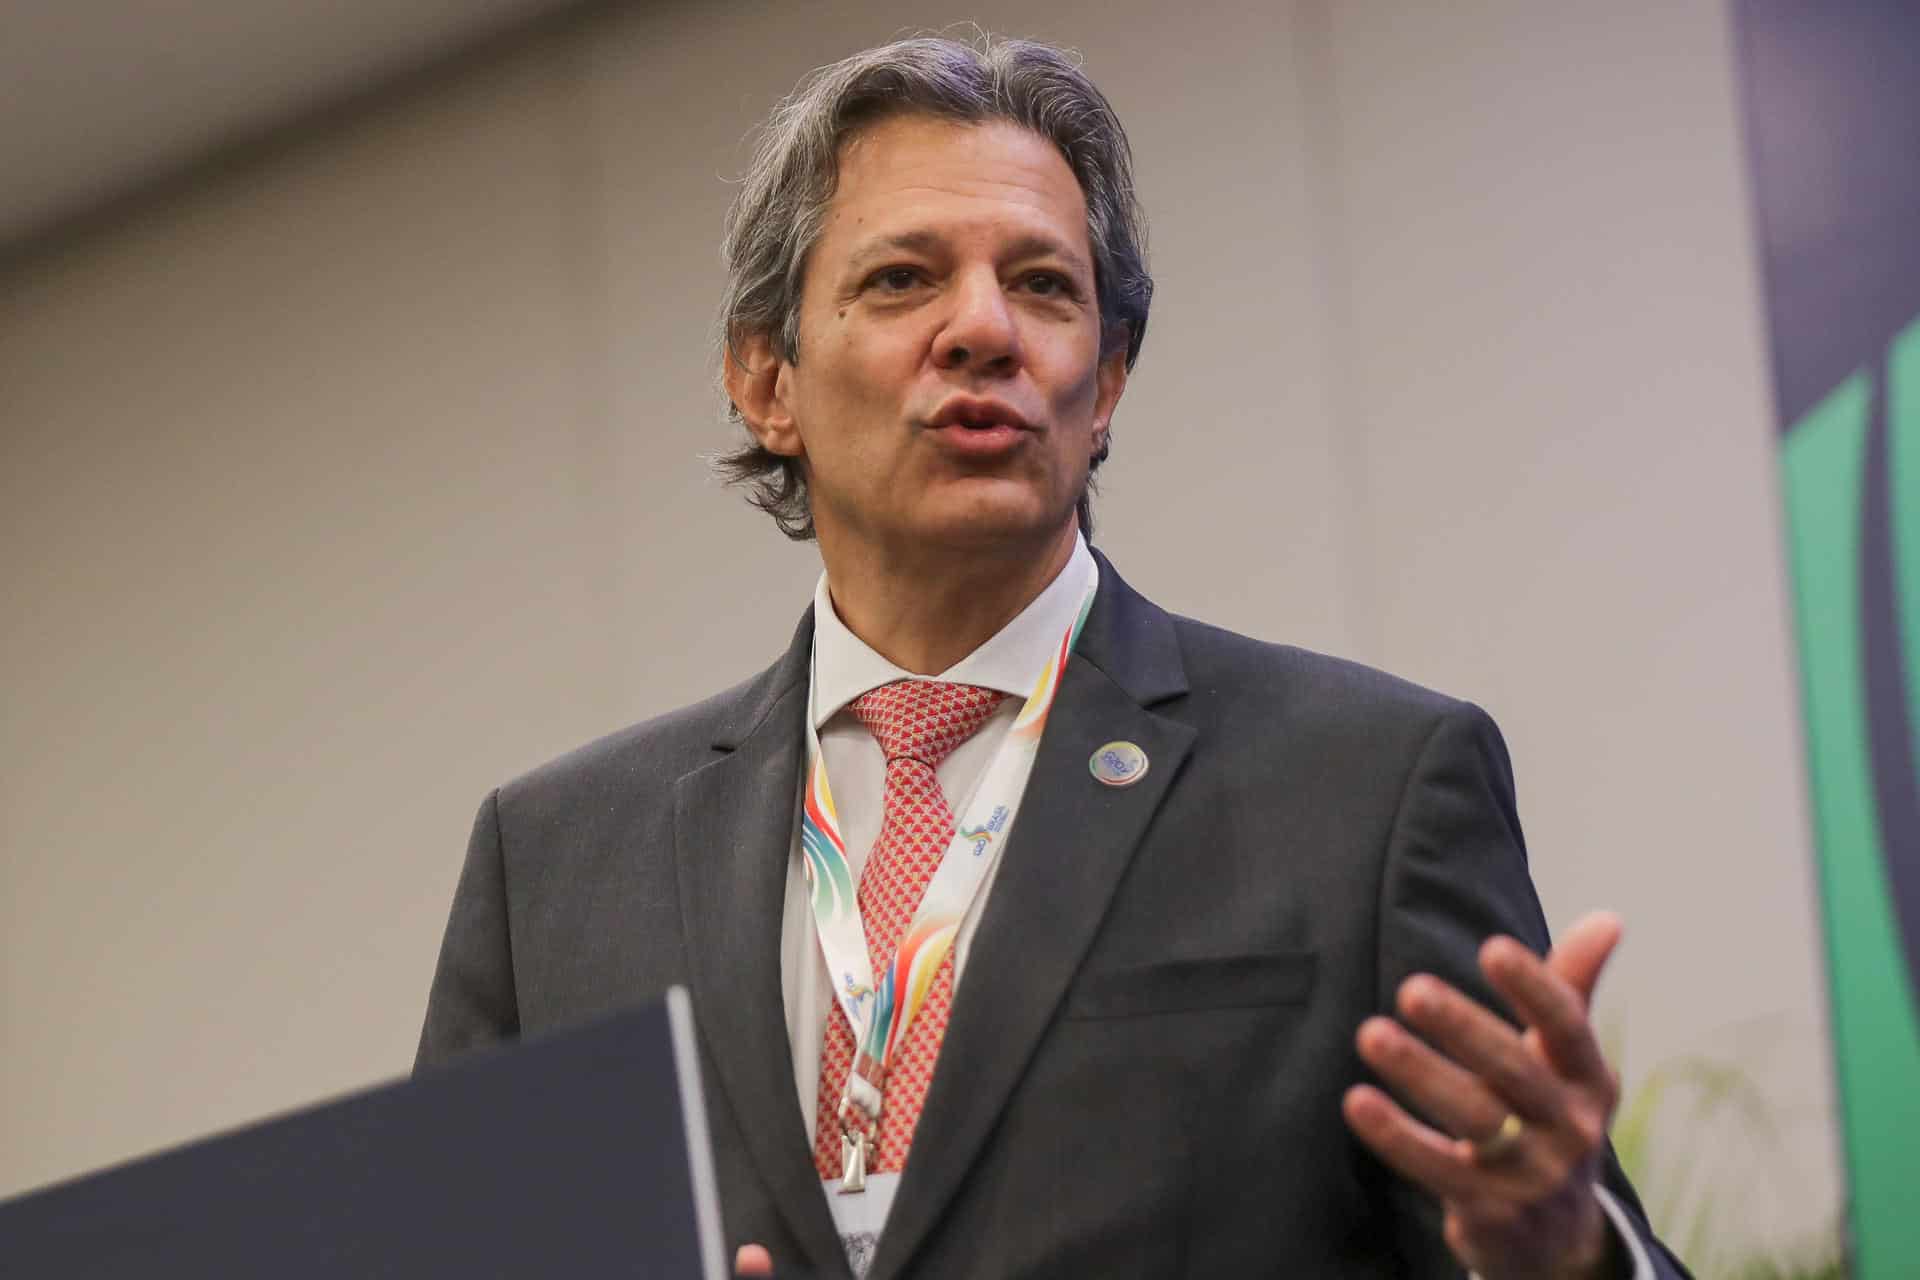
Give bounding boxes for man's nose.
[934,269,1019,374]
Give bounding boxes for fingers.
[1482,936,1605,1090]
[1545,910,1623,1003]
[1395,974,1568,1122]
[1355,1016,1510,1143]
[1342,1083,1486,1203]
[734,1243,774,1276]
[1480,911,1623,1094]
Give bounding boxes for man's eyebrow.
[1002,233,1092,274]
[846,230,946,266]
[843,230,1092,275]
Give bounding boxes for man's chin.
[909,501,1077,558]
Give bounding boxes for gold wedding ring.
[1471,1112,1526,1161]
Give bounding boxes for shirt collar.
[809,533,1097,728]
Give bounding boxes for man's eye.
[1023,272,1072,297]
[871,268,921,292]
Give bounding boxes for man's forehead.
[825,117,1092,257]
[838,116,1075,192]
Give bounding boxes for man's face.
[746,114,1127,561]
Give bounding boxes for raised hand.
[1343,911,1628,1279]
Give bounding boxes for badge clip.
[839,1130,871,1194]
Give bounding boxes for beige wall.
[1312,1,1837,1252]
[0,0,1838,1257]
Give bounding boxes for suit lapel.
[865,556,1195,1280]
[672,610,847,1276]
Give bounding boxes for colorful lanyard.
[801,565,1099,1192]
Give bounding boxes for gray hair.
[714,33,1152,541]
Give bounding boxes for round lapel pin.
[1089,741,1149,787]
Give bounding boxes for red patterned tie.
[811,679,1009,1180]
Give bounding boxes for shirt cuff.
[1594,1183,1656,1279]
[1467,1183,1654,1280]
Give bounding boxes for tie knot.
[848,679,1008,767]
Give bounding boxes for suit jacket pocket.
[1061,950,1316,1019]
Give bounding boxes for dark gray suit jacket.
[416,553,1684,1278]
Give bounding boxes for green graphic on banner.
[1780,316,1920,1278]
[1735,3,1920,1269]
[1892,324,1920,786]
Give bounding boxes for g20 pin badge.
[1089,741,1149,787]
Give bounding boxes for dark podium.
[0,989,727,1278]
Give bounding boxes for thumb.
[735,1243,774,1276]
[1546,910,1623,1006]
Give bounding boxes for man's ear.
[1092,342,1129,456]
[723,332,803,458]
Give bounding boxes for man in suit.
[417,35,1685,1279]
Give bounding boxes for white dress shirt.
[780,534,1096,1267]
